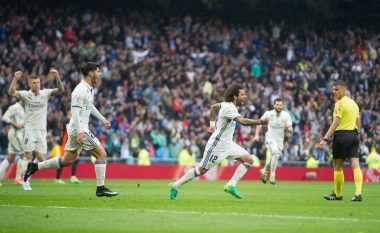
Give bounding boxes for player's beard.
[91,75,98,86]
[275,108,282,114]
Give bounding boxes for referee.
[319,80,362,201]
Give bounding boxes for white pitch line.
[1,204,380,223]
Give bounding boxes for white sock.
[21,158,32,178]
[38,157,61,169]
[270,154,280,177]
[15,158,23,180]
[174,167,200,189]
[95,162,106,187]
[227,163,251,187]
[0,159,10,179]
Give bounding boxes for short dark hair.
[274,98,283,104]
[80,62,99,76]
[224,83,243,102]
[333,80,347,88]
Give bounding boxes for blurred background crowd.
[0,0,379,166]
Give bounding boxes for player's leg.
[70,158,82,184]
[24,150,76,184]
[227,155,253,187]
[169,147,215,200]
[268,144,281,185]
[33,131,48,162]
[260,143,271,184]
[224,143,252,199]
[14,154,24,184]
[55,166,66,184]
[11,135,25,184]
[0,153,16,179]
[88,145,118,197]
[21,151,33,190]
[21,130,40,190]
[172,166,206,189]
[169,166,206,200]
[83,131,117,197]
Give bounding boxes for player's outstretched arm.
[91,105,111,129]
[49,69,64,96]
[234,117,269,127]
[254,124,262,141]
[8,71,22,98]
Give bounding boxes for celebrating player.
[8,69,64,190]
[254,98,293,185]
[24,62,118,197]
[169,83,269,200]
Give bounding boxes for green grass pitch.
[0,179,379,233]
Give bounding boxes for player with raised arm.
[0,99,25,185]
[254,98,293,185]
[23,62,118,197]
[8,69,64,190]
[169,83,269,200]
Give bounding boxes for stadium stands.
[0,1,379,165]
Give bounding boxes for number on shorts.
[210,155,218,163]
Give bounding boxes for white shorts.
[65,131,101,154]
[200,142,249,169]
[8,131,23,154]
[23,129,47,154]
[265,140,282,155]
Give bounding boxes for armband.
[210,121,216,127]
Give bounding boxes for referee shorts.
[332,130,359,160]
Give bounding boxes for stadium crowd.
[0,3,379,165]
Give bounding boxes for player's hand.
[15,123,24,129]
[261,117,270,125]
[102,119,111,129]
[49,68,60,79]
[285,124,293,133]
[208,126,216,133]
[253,135,260,142]
[318,140,326,150]
[77,132,84,144]
[14,71,23,80]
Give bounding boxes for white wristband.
[210,121,216,127]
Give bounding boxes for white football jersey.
[19,89,53,130]
[68,80,94,134]
[206,102,241,151]
[2,102,25,138]
[260,110,291,149]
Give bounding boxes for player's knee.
[24,152,33,159]
[6,155,16,163]
[271,148,280,155]
[198,167,208,175]
[242,155,254,165]
[94,151,107,161]
[271,153,280,160]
